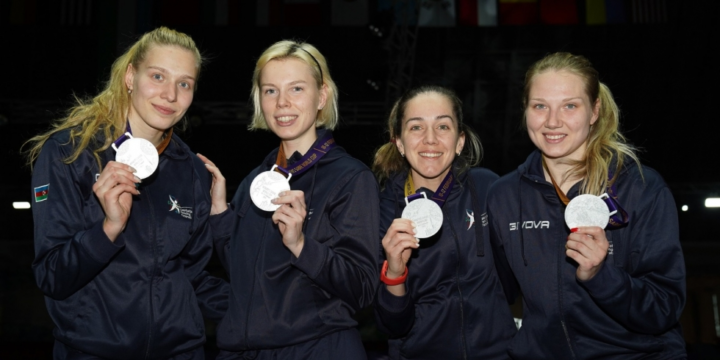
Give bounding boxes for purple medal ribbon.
[405,170,455,208]
[112,121,133,149]
[276,131,336,178]
[603,169,629,229]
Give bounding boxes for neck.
[542,155,582,193]
[281,133,317,157]
[127,115,165,146]
[411,167,449,191]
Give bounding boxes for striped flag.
[34,184,49,202]
[418,0,456,27]
[586,0,626,24]
[499,0,539,25]
[332,0,368,26]
[459,0,498,26]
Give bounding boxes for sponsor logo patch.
[510,220,550,231]
[168,195,193,220]
[465,209,475,230]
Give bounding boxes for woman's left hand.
[566,226,609,281]
[272,190,307,257]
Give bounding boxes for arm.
[578,186,685,333]
[290,170,380,310]
[31,139,129,300]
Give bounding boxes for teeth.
[545,134,565,140]
[277,116,295,122]
[419,152,442,158]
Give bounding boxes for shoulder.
[465,167,500,184]
[617,161,668,194]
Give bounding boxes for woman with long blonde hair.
[488,52,686,359]
[26,27,228,359]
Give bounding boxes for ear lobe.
[591,98,601,125]
[318,84,328,110]
[456,132,466,155]
[395,137,404,154]
[125,64,135,92]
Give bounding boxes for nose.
[277,91,289,108]
[423,127,438,144]
[161,82,177,103]
[545,108,561,129]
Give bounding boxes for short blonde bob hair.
[249,40,339,131]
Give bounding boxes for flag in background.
[332,0,368,26]
[540,0,578,24]
[586,0,626,24]
[418,0,456,27]
[459,0,498,26]
[378,0,418,27]
[499,0,539,25]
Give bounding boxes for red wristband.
[380,260,408,286]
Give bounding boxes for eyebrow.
[529,97,583,102]
[146,66,196,81]
[405,115,454,123]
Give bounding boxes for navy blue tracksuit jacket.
[488,150,686,359]
[31,129,229,359]
[375,167,517,360]
[210,129,379,355]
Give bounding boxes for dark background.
[1,0,719,358]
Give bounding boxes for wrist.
[381,260,408,286]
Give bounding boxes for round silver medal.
[250,165,291,211]
[565,194,610,229]
[401,194,443,239]
[114,135,159,179]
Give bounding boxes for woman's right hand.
[92,161,140,242]
[197,154,228,215]
[382,218,418,294]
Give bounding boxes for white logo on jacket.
[509,221,550,231]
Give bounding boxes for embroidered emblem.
[34,184,49,202]
[608,240,614,255]
[168,195,193,220]
[466,209,475,230]
[480,212,489,227]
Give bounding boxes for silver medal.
[401,192,443,239]
[565,193,611,229]
[250,165,292,211]
[112,133,159,180]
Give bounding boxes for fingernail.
[134,176,142,183]
[130,167,137,173]
[570,228,578,233]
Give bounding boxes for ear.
[125,63,135,92]
[317,83,328,110]
[456,131,466,155]
[590,98,600,125]
[395,137,404,155]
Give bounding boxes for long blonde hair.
[24,26,202,170]
[373,85,483,185]
[249,40,339,131]
[523,52,641,195]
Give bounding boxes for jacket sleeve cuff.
[377,285,412,314]
[209,208,233,239]
[291,236,326,279]
[578,260,625,301]
[81,221,125,264]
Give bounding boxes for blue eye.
[264,88,276,95]
[566,104,577,109]
[533,104,546,110]
[292,86,303,92]
[153,74,163,81]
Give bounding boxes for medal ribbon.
[542,158,629,229]
[403,170,455,208]
[112,121,133,149]
[274,131,336,178]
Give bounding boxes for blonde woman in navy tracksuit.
[488,52,686,359]
[372,85,516,359]
[26,27,228,359]
[200,40,379,359]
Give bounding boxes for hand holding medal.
[564,193,613,281]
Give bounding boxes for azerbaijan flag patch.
[34,184,49,202]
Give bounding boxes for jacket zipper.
[145,187,158,359]
[557,205,576,359]
[447,210,468,360]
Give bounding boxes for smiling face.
[395,92,465,190]
[260,58,328,155]
[526,70,599,163]
[124,45,197,144]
